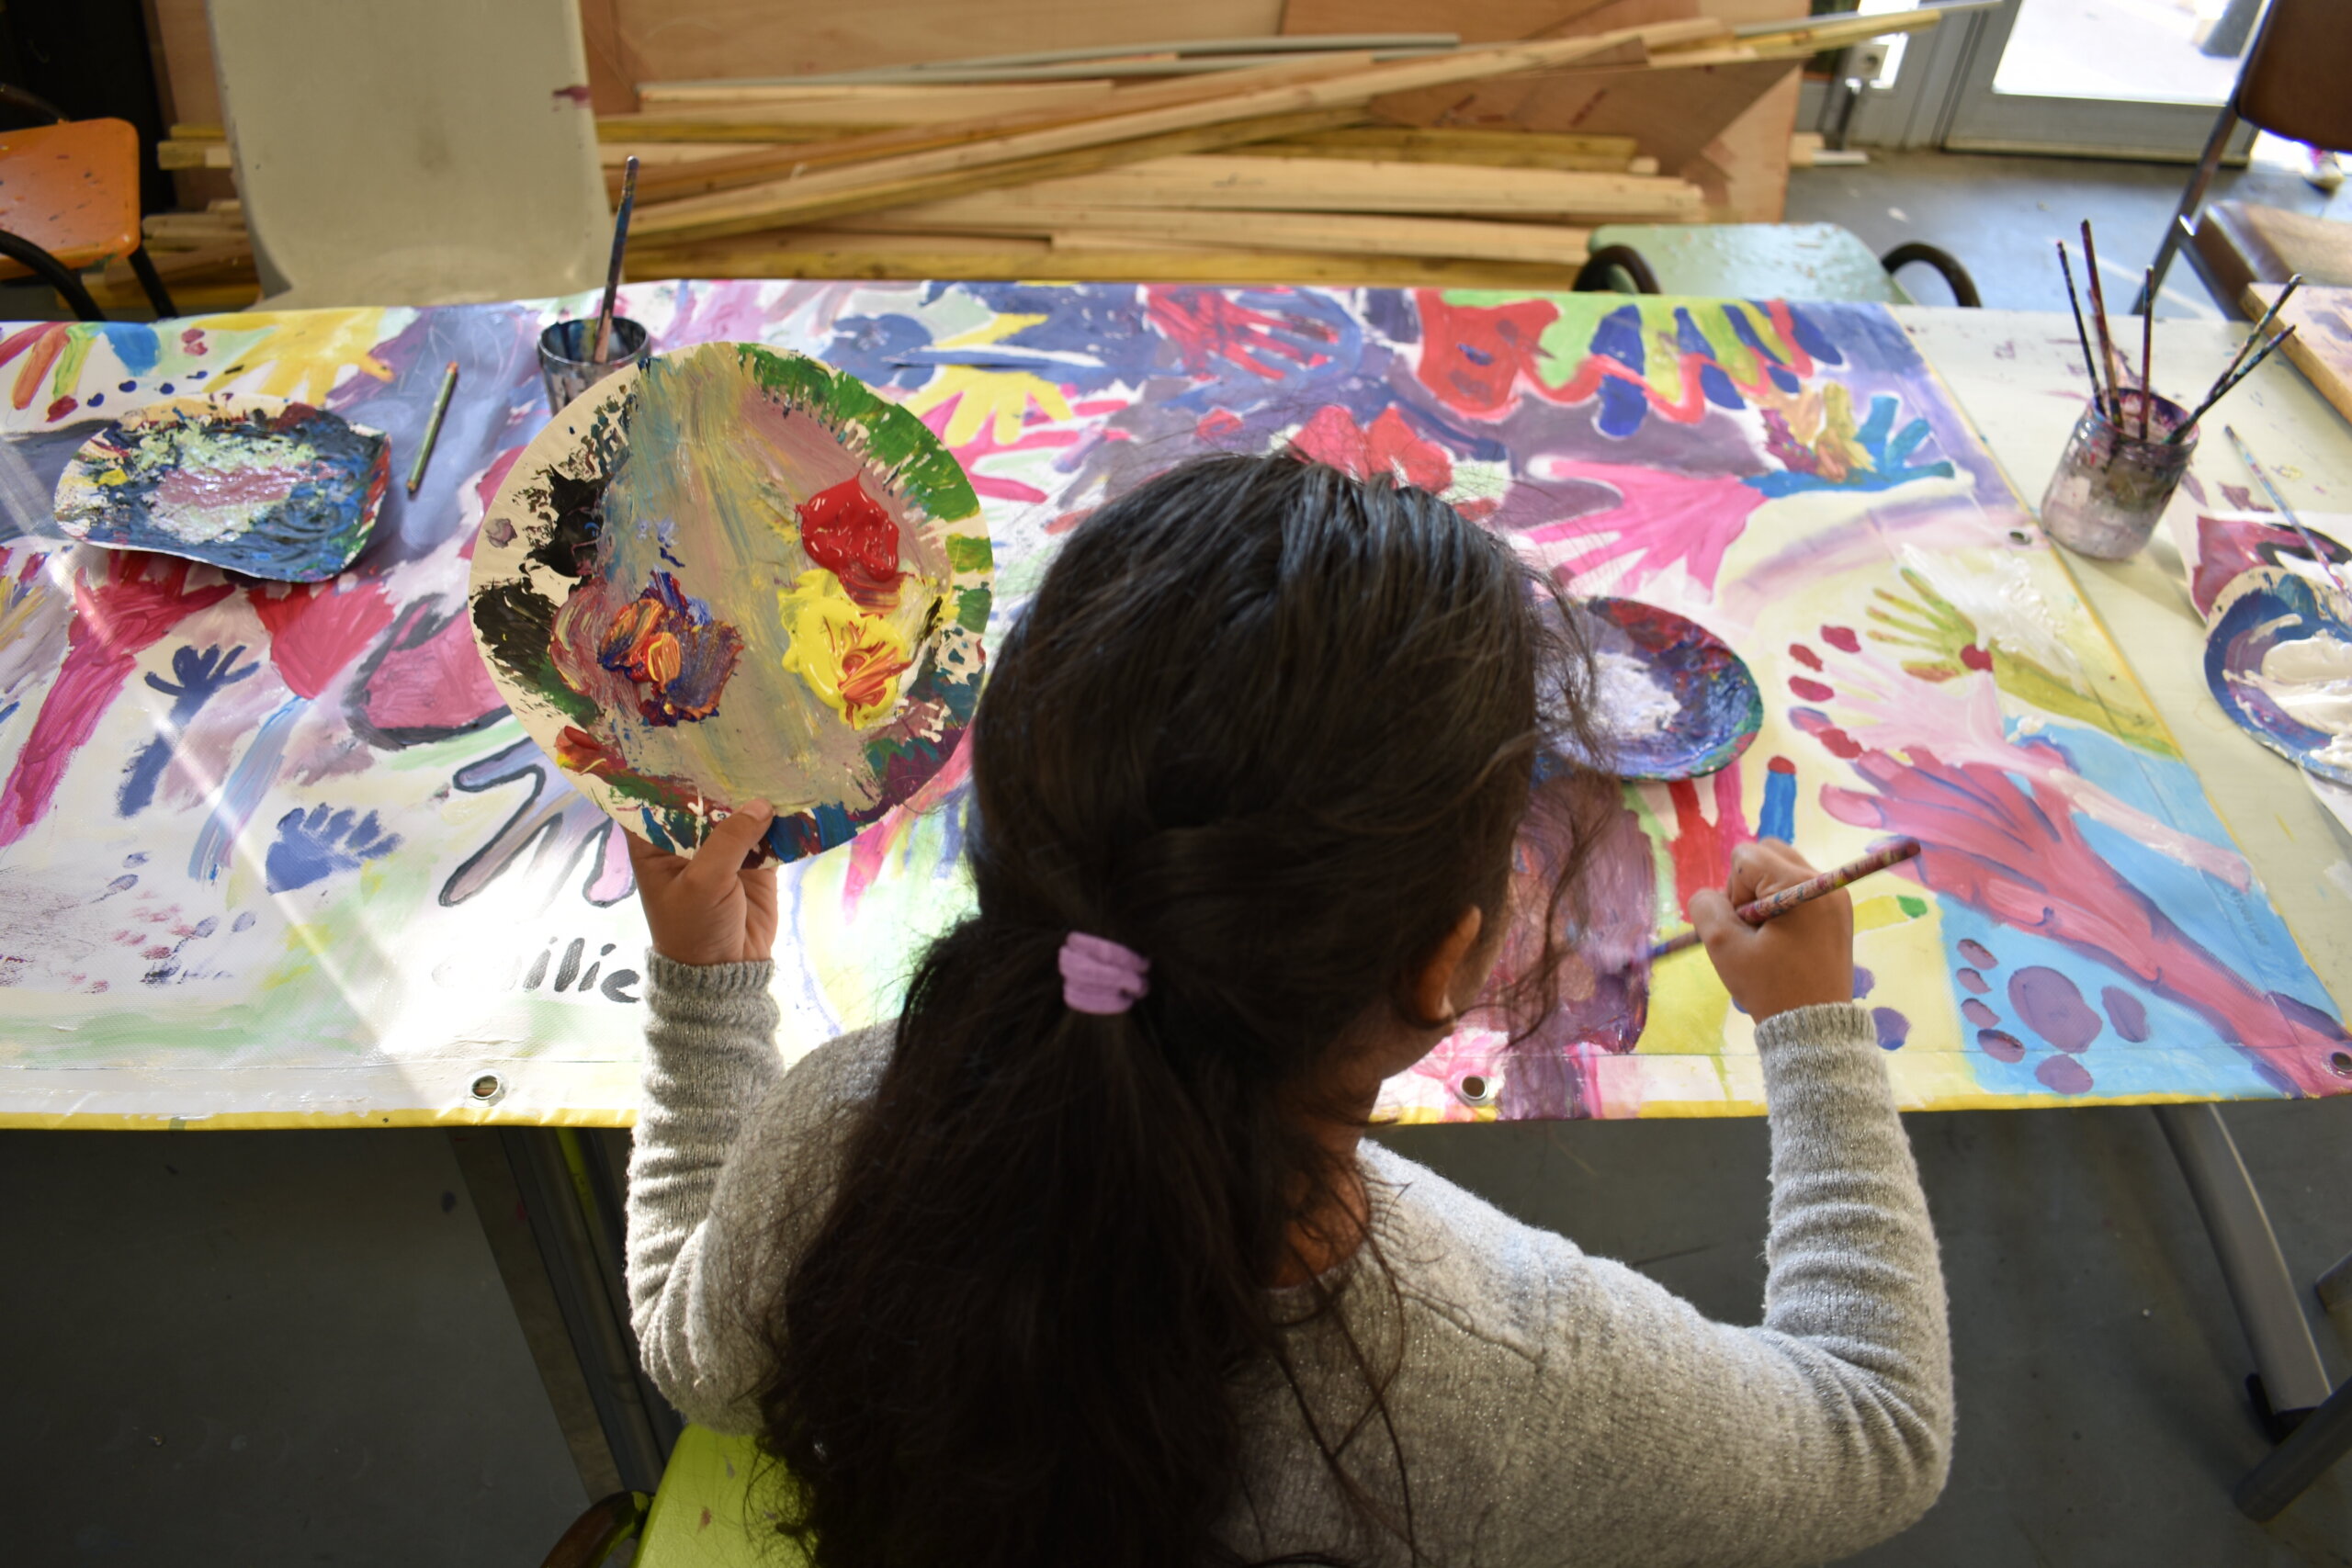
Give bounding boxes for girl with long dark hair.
[623,455,1951,1567]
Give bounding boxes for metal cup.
[537,316,650,415]
[2038,389,2197,561]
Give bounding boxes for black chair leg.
[2139,103,2239,314]
[126,245,175,319]
[0,227,104,321]
[1881,243,1981,308]
[1572,244,1661,295]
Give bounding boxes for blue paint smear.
[1596,377,1649,438]
[97,323,160,378]
[1786,304,1843,367]
[1758,764,1796,841]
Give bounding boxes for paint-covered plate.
[2205,567,2352,785]
[1575,596,1762,781]
[469,341,991,864]
[52,394,389,581]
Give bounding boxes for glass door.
[1940,0,2262,159]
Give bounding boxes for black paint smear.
[554,937,585,991]
[531,471,608,580]
[471,578,598,725]
[345,599,510,750]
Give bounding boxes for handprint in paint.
[264,805,402,893]
[120,644,258,816]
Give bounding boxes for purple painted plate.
[1572,597,1762,782]
[2205,567,2352,785]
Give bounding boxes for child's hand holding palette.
[469,342,992,865]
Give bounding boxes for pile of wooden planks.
[124,6,1960,309]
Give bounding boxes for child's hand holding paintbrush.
[1659,839,1922,1021]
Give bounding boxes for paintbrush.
[2211,273,2302,400]
[404,359,459,497]
[2080,221,2125,424]
[2222,424,2350,599]
[1648,838,1923,962]
[2057,243,2109,419]
[2139,267,2155,441]
[590,154,640,366]
[2169,323,2297,443]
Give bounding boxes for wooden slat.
[629,20,1707,247]
[157,140,234,170]
[995,153,1700,218]
[627,232,1582,288]
[622,51,1387,203]
[835,201,1592,265]
[629,81,1123,119]
[1223,124,1642,168]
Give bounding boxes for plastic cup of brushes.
[537,316,650,415]
[2038,389,2196,561]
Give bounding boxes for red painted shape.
[1820,624,1860,653]
[359,602,504,737]
[0,556,233,847]
[1144,288,1331,381]
[1789,675,1834,702]
[1960,643,1994,672]
[1788,642,1823,671]
[1413,292,1559,414]
[796,477,904,611]
[248,579,395,700]
[1665,762,1755,908]
[1288,404,1453,492]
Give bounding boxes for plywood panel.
[1279,0,1794,40]
[611,0,1284,85]
[143,0,237,207]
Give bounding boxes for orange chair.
[0,113,175,320]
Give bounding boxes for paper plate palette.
[1577,596,1762,781]
[52,394,389,581]
[469,342,992,863]
[2205,567,2352,785]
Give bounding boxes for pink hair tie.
[1059,931,1150,1015]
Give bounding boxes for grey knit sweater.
[626,953,1952,1566]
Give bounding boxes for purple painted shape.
[1853,964,1875,998]
[1958,938,1997,968]
[1871,1006,1908,1049]
[2009,965,2102,1053]
[2102,985,2151,1043]
[1956,967,1989,995]
[2036,1055,2095,1094]
[1978,1029,2025,1063]
[1962,998,2000,1028]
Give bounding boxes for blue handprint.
[119,644,257,817]
[265,805,402,892]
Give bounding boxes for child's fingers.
[1689,886,1746,948]
[623,826,679,874]
[1725,840,1817,907]
[682,801,775,895]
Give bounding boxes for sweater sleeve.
[623,952,888,1433]
[1491,1002,1952,1568]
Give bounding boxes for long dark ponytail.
[758,454,1609,1567]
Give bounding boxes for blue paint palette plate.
[2205,567,2352,785]
[52,395,389,582]
[1574,597,1762,781]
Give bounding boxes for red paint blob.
[1768,755,1795,775]
[1789,676,1835,702]
[1821,625,1860,653]
[1960,643,1994,672]
[1816,726,1863,760]
[44,395,75,422]
[796,478,903,611]
[1788,643,1823,671]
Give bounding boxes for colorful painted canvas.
[0,284,2342,1128]
[469,343,990,864]
[2204,569,2352,785]
[52,395,388,581]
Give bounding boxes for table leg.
[2318,1248,2352,1315]
[2153,1104,2334,1426]
[451,1126,682,1495]
[2236,1371,2352,1520]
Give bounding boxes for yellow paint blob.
[777,568,911,728]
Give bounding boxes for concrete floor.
[9,149,2352,1562]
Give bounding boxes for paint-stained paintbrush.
[1647,838,1923,962]
[2080,221,2125,422]
[2056,243,2109,418]
[590,155,640,366]
[2170,323,2297,443]
[2222,425,2350,599]
[2139,268,2155,440]
[405,359,459,497]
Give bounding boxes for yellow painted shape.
[776,568,910,728]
